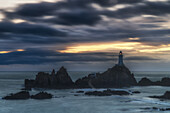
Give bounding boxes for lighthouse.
[118,51,124,66]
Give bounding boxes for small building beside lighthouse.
[118,51,124,66]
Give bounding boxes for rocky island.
[25,51,137,89]
[24,51,170,90]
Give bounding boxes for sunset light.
[59,42,140,53]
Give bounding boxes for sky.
[0,0,170,71]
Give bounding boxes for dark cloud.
[125,56,160,61]
[0,0,169,70]
[0,48,159,65]
[3,2,60,18]
[0,21,67,37]
[45,10,101,26]
[104,1,170,19]
[0,49,117,65]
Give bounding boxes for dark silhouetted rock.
[76,65,137,88]
[25,79,35,89]
[138,77,153,86]
[31,92,53,99]
[24,65,138,89]
[141,107,170,111]
[138,77,170,86]
[27,67,75,89]
[51,69,55,75]
[55,66,74,88]
[2,91,30,100]
[21,87,32,91]
[160,77,170,86]
[149,91,170,100]
[76,91,84,93]
[132,91,141,94]
[85,89,130,96]
[75,76,93,88]
[162,91,170,99]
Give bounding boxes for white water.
[0,71,170,113]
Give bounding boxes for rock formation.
[149,91,170,100]
[75,65,137,88]
[138,77,153,86]
[25,79,35,90]
[138,77,170,86]
[31,92,53,99]
[85,89,130,96]
[142,107,170,111]
[2,91,30,100]
[25,65,137,89]
[25,66,75,89]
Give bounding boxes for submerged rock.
[85,89,130,96]
[76,65,137,88]
[2,91,30,100]
[31,92,53,99]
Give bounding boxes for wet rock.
[142,107,170,111]
[21,87,32,91]
[85,89,130,96]
[76,91,84,93]
[149,91,170,100]
[2,91,30,100]
[132,91,141,94]
[31,92,53,99]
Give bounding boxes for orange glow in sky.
[0,49,25,54]
[17,49,25,52]
[59,42,140,53]
[0,51,12,54]
[59,41,170,54]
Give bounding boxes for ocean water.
[0,71,170,113]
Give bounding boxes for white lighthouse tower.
[118,51,124,66]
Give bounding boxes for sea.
[0,71,170,113]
